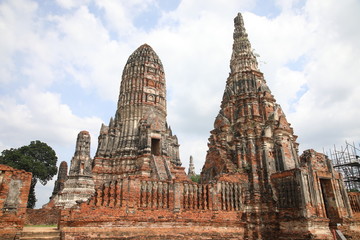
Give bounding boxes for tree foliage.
[0,140,58,208]
[190,174,201,183]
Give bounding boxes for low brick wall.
[25,208,60,225]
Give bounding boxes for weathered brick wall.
[60,204,252,240]
[348,192,360,214]
[61,172,358,239]
[61,224,246,240]
[25,208,60,225]
[0,164,32,240]
[59,177,261,239]
[271,169,304,219]
[83,178,244,212]
[60,176,326,240]
[338,192,360,239]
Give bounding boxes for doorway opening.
[320,178,340,222]
[151,138,160,156]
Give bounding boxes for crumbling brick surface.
[60,225,245,240]
[349,192,360,215]
[0,164,32,240]
[46,132,95,209]
[25,208,60,225]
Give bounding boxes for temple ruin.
[46,131,95,208]
[51,161,68,198]
[53,13,358,239]
[4,12,358,240]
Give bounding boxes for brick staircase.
[19,227,60,240]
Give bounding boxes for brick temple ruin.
[0,165,32,239]
[1,12,359,240]
[45,131,95,209]
[51,13,358,239]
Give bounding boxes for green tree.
[190,174,201,183]
[0,140,58,208]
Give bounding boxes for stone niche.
[0,164,32,240]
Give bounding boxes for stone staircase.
[153,155,169,180]
[334,229,347,240]
[19,227,60,240]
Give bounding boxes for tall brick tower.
[92,44,183,184]
[201,12,299,183]
[200,13,352,239]
[200,12,301,237]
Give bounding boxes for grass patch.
[25,224,57,227]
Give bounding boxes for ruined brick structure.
[91,44,184,187]
[58,13,356,239]
[51,161,68,198]
[199,13,354,239]
[0,164,32,240]
[47,131,95,208]
[25,208,60,226]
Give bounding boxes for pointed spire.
[109,117,114,128]
[188,156,195,177]
[50,161,68,197]
[100,123,107,133]
[169,125,172,136]
[230,13,259,73]
[69,131,92,176]
[74,131,91,157]
[201,12,300,183]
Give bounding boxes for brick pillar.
[122,178,130,212]
[173,181,183,212]
[207,184,213,210]
[125,177,140,213]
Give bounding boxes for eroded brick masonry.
[0,165,32,240]
[46,131,95,209]
[49,13,358,239]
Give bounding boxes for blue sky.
[1,0,359,208]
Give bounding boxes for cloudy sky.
[1,0,359,208]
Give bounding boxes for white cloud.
[169,0,254,22]
[0,86,102,150]
[0,0,38,84]
[271,67,307,112]
[93,0,152,36]
[56,0,90,9]
[48,5,131,100]
[287,0,360,152]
